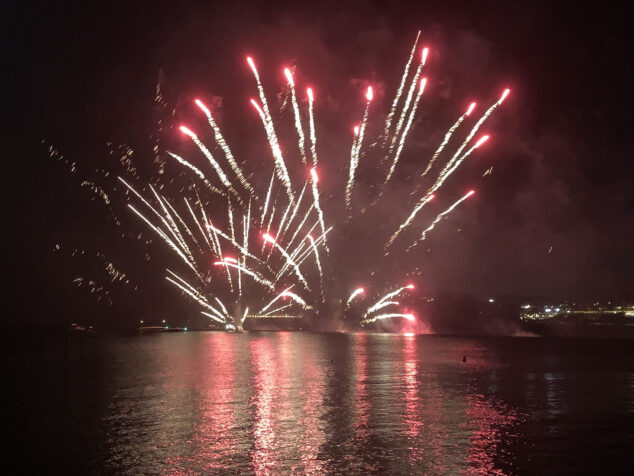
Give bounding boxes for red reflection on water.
[164,333,238,472]
[403,335,422,441]
[299,341,326,474]
[464,393,513,475]
[249,337,278,474]
[463,376,524,475]
[354,333,370,440]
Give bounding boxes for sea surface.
[7,332,634,474]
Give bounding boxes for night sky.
[6,1,633,327]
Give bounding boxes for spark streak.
[433,90,509,189]
[310,167,328,253]
[263,233,311,291]
[362,312,414,325]
[420,102,476,178]
[179,126,233,191]
[194,99,256,197]
[429,136,488,195]
[385,193,435,249]
[214,260,275,290]
[408,190,475,250]
[307,234,324,301]
[306,87,318,165]
[364,285,414,318]
[384,77,427,186]
[390,46,428,153]
[69,37,510,331]
[345,287,365,308]
[284,68,307,164]
[383,31,420,143]
[247,56,294,201]
[281,290,312,310]
[345,87,373,212]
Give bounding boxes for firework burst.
[64,32,510,331]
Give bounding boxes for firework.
[385,193,435,250]
[419,102,476,178]
[306,88,318,165]
[345,87,373,213]
[345,287,365,309]
[284,68,308,164]
[247,56,294,202]
[362,312,415,326]
[363,285,415,319]
[383,31,421,145]
[384,77,427,186]
[309,167,328,253]
[65,33,509,331]
[263,233,311,291]
[194,99,256,198]
[389,46,428,154]
[407,190,476,251]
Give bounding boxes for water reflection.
[353,333,370,444]
[249,335,278,473]
[47,332,630,474]
[297,336,327,475]
[402,334,423,461]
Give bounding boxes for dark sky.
[6,1,634,326]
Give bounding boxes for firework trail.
[281,290,312,310]
[167,151,206,182]
[262,205,277,253]
[260,172,275,225]
[385,193,435,250]
[201,310,226,324]
[167,269,206,302]
[260,285,295,313]
[345,287,365,309]
[240,307,249,325]
[263,303,292,316]
[185,197,212,250]
[292,226,332,269]
[194,99,256,198]
[166,275,217,314]
[383,31,420,144]
[227,197,241,295]
[307,234,324,301]
[208,221,234,291]
[164,197,200,251]
[389,47,428,154]
[306,88,318,165]
[362,312,414,325]
[429,135,489,196]
[63,32,510,331]
[407,190,475,251]
[363,284,414,319]
[420,102,476,178]
[345,87,373,212]
[247,57,294,202]
[345,125,360,212]
[310,167,328,253]
[284,68,308,164]
[179,126,241,204]
[281,202,314,261]
[384,77,427,186]
[433,90,508,191]
[214,259,275,290]
[263,233,311,291]
[208,222,263,264]
[215,297,231,319]
[128,204,197,274]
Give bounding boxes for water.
[7,332,634,474]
